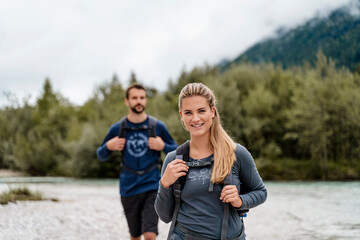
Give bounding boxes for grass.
[0,186,58,205]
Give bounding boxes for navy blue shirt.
[97,116,177,197]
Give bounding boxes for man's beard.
[130,104,145,114]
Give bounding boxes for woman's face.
[180,96,215,138]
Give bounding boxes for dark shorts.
[121,190,159,237]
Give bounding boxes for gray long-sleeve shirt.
[154,143,267,239]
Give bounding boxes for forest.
[222,4,360,73]
[1,52,359,180]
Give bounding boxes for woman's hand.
[220,185,243,208]
[160,159,189,189]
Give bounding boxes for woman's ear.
[211,107,215,118]
[179,110,183,118]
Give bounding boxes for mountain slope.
[222,1,360,72]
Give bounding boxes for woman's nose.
[192,113,200,121]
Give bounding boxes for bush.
[0,186,44,205]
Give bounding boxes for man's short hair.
[126,83,146,99]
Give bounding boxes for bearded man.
[97,83,177,240]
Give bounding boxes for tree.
[285,53,360,179]
[129,71,138,85]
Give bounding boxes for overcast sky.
[0,0,352,106]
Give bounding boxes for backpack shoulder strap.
[221,171,233,240]
[176,140,189,189]
[167,141,190,240]
[118,116,128,138]
[147,115,157,138]
[175,140,189,161]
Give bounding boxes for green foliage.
[88,74,127,124]
[129,71,138,85]
[67,124,121,178]
[167,64,219,95]
[66,74,127,177]
[146,92,188,145]
[207,72,242,142]
[0,79,75,175]
[0,53,359,180]
[0,186,43,205]
[256,158,320,180]
[285,52,360,179]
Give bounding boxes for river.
[0,179,359,240]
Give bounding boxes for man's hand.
[106,137,126,151]
[148,137,165,151]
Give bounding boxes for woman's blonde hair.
[179,83,236,183]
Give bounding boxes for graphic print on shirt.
[127,132,148,157]
[188,168,211,185]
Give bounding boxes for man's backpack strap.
[122,164,158,176]
[119,116,157,138]
[118,116,159,175]
[118,116,128,138]
[147,116,157,138]
[167,141,189,240]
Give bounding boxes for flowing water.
[245,181,360,240]
[0,178,359,240]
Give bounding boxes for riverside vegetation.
[0,186,58,205]
[0,53,359,181]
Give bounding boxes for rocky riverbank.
[0,180,359,240]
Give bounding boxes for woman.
[155,83,267,240]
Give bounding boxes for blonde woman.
[155,83,267,240]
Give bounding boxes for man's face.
[125,88,147,114]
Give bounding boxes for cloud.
[0,0,352,106]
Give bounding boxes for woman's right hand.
[160,159,189,189]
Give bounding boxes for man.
[97,83,177,240]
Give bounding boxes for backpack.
[119,115,157,138]
[118,116,159,175]
[167,141,248,240]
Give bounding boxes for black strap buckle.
[173,189,181,198]
[136,170,145,175]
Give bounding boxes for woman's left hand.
[220,185,243,208]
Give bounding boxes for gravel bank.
[1,181,359,240]
[0,169,26,178]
